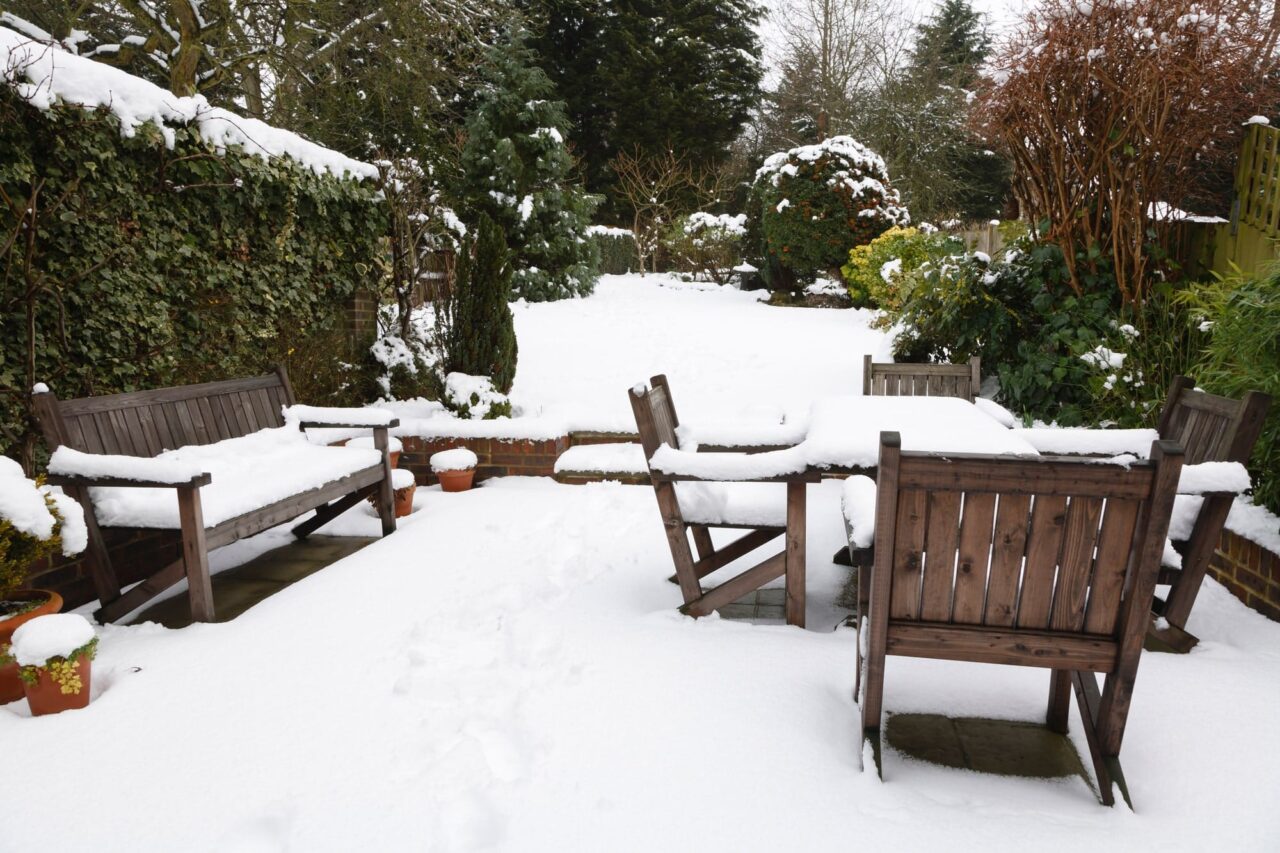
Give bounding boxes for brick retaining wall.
[399,435,570,484]
[1207,529,1280,622]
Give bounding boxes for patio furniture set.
[629,360,1270,807]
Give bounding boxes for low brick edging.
[28,528,181,611]
[1207,528,1280,622]
[399,435,570,484]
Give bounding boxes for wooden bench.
[32,367,398,624]
[863,355,981,402]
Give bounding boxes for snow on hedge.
[0,27,376,180]
[10,613,94,666]
[0,456,86,556]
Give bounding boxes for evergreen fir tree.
[520,0,763,218]
[447,213,518,395]
[460,29,599,302]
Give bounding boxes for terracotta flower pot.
[0,590,63,705]
[394,483,416,517]
[437,468,475,493]
[22,656,92,716]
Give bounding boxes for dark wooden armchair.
[855,432,1183,807]
[863,355,981,402]
[629,375,818,627]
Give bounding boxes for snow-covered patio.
[5,275,1279,851]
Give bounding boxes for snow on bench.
[1010,427,1160,457]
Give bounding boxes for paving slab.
[886,713,1089,782]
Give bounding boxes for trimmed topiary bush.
[752,136,909,288]
[445,213,519,400]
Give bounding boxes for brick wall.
[27,528,181,610]
[1207,529,1280,622]
[345,287,379,344]
[399,435,570,484]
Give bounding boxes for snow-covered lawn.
[5,275,1280,851]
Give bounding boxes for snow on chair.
[629,375,819,627]
[855,432,1183,807]
[32,367,399,624]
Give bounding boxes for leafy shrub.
[444,373,512,420]
[587,227,636,275]
[751,136,909,288]
[443,213,518,398]
[662,212,746,285]
[1177,270,1280,513]
[840,226,961,309]
[0,91,383,470]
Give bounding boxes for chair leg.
[176,486,215,623]
[1071,671,1133,809]
[859,638,886,777]
[785,481,806,628]
[690,525,715,560]
[1046,669,1072,734]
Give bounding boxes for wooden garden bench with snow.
[862,355,982,402]
[32,367,399,624]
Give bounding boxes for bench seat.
[88,427,380,529]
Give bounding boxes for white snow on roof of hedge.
[0,27,377,181]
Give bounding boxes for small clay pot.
[437,468,476,493]
[22,656,92,716]
[394,483,416,517]
[0,590,63,705]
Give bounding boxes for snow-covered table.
[799,396,1040,473]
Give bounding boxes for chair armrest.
[47,447,211,488]
[1010,427,1159,457]
[1177,461,1250,495]
[284,404,399,430]
[649,444,820,483]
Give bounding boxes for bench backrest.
[863,356,980,402]
[872,433,1181,645]
[33,367,297,456]
[629,375,681,459]
[1155,376,1271,466]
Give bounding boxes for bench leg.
[785,480,806,628]
[177,486,215,623]
[373,426,397,536]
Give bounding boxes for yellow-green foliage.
[840,227,959,309]
[0,479,64,600]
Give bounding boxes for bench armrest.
[284,404,399,431]
[48,447,211,488]
[1010,427,1159,457]
[649,444,820,483]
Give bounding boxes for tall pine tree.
[460,29,600,302]
[521,0,763,218]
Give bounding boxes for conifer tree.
[447,214,518,395]
[460,29,599,302]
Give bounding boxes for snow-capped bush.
[444,373,511,421]
[663,212,747,285]
[0,457,87,599]
[751,136,909,288]
[840,227,961,309]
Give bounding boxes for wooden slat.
[62,416,91,453]
[953,492,996,624]
[97,412,125,454]
[213,394,243,438]
[147,404,176,450]
[889,489,928,620]
[120,407,150,455]
[919,490,961,622]
[132,405,163,456]
[688,528,783,579]
[898,456,1153,498]
[886,623,1117,671]
[984,493,1031,627]
[1050,497,1104,631]
[1017,495,1068,630]
[682,552,787,617]
[171,399,200,446]
[196,397,225,443]
[184,399,212,444]
[1084,499,1141,635]
[57,373,283,416]
[224,392,253,435]
[72,415,104,453]
[204,465,383,548]
[247,389,276,430]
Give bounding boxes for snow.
[673,419,808,449]
[553,443,647,476]
[5,477,1280,850]
[430,448,478,473]
[1145,202,1228,225]
[444,373,509,420]
[1,455,87,556]
[802,397,1040,470]
[49,446,205,484]
[649,444,808,480]
[0,28,376,180]
[585,225,632,237]
[974,396,1018,428]
[283,404,395,427]
[31,381,48,393]
[390,468,415,490]
[674,481,788,527]
[841,475,877,548]
[85,427,380,529]
[1011,427,1160,457]
[1177,462,1251,495]
[10,613,94,667]
[343,435,404,454]
[1245,115,1271,126]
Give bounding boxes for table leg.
[786,480,806,628]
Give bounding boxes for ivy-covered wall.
[0,90,384,469]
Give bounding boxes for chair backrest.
[1155,376,1271,465]
[863,356,980,402]
[32,367,298,457]
[872,432,1182,648]
[629,375,682,459]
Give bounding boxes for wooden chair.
[856,432,1183,807]
[629,375,818,627]
[1149,376,1270,651]
[863,355,981,402]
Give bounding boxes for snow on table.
[801,396,1041,470]
[88,427,380,529]
[553,443,647,475]
[1011,426,1161,457]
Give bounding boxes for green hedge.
[0,90,384,468]
[588,230,636,275]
